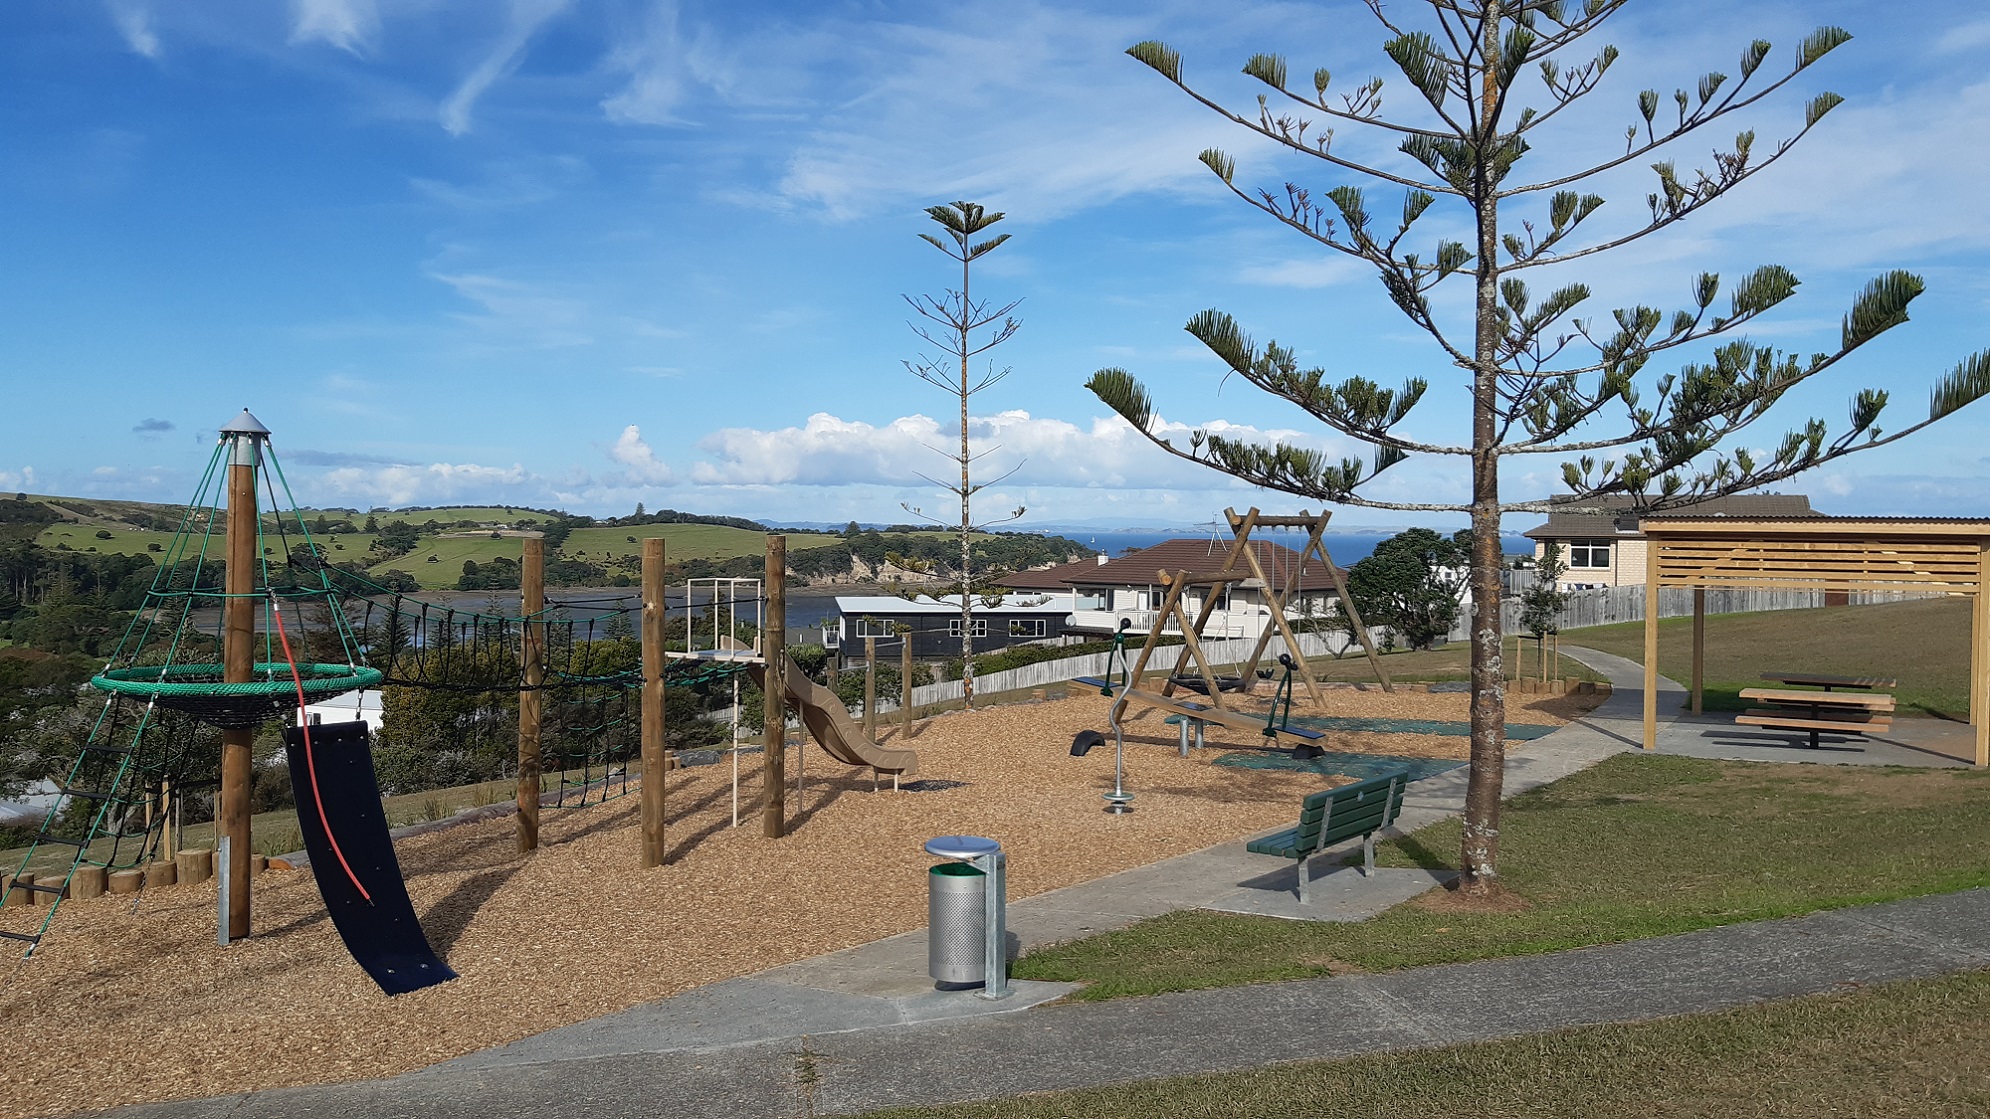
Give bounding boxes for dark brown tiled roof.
[1071,538,1344,591]
[1523,493,1817,540]
[996,555,1110,591]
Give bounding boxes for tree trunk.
[1459,2,1509,898]
[959,250,976,711]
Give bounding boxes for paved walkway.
[95,655,1988,1118]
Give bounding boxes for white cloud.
[689,409,1350,492]
[317,461,531,506]
[439,0,573,136]
[607,425,673,484]
[105,0,161,58]
[290,0,379,56]
[0,467,37,492]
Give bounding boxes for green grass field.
[31,518,846,590]
[562,523,841,564]
[858,968,1990,1118]
[1565,596,1969,718]
[1012,753,1990,999]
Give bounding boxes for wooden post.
[161,778,175,860]
[863,635,877,742]
[762,535,787,838]
[516,537,545,853]
[1642,577,1660,751]
[901,627,914,738]
[219,428,258,941]
[1975,547,1990,767]
[70,866,106,900]
[640,538,668,867]
[1690,587,1706,715]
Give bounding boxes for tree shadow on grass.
[1382,831,1457,873]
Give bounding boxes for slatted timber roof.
[1641,516,1990,594]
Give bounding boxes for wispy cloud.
[131,418,174,435]
[439,0,573,136]
[284,448,408,467]
[289,0,380,56]
[428,270,594,348]
[105,0,161,59]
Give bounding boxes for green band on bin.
[930,863,985,877]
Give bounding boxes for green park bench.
[1246,769,1410,903]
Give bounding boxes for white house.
[302,688,383,732]
[1002,538,1344,643]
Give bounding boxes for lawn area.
[1301,635,1605,686]
[857,968,1990,1118]
[1012,753,1990,999]
[1566,596,1969,718]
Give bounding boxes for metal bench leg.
[1195,722,1205,751]
[1362,832,1377,877]
[1179,719,1190,758]
[1296,855,1310,905]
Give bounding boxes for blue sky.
[1,0,1985,528]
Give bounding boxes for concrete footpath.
[96,655,1990,1118]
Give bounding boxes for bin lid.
[924,834,1000,859]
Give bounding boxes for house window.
[1075,587,1108,611]
[1008,618,1048,638]
[1566,539,1613,568]
[854,617,895,638]
[947,618,990,637]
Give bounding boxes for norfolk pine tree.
[1086,1,1990,896]
[900,202,1027,710]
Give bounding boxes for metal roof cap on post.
[219,408,269,467]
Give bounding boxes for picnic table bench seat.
[1246,769,1409,903]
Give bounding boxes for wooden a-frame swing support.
[1108,507,1392,744]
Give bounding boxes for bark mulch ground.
[0,688,1594,1118]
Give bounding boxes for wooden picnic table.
[1760,671,1898,691]
[1736,682,1895,748]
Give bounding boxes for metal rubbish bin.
[927,862,986,987]
[924,834,1009,999]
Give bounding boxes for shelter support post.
[1691,587,1705,715]
[640,538,668,867]
[1977,547,1990,767]
[516,538,544,853]
[763,535,787,838]
[1642,577,1659,751]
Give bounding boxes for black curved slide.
[282,720,457,996]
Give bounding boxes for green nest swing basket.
[91,663,385,730]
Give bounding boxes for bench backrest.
[1295,770,1410,851]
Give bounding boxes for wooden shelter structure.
[1638,516,1990,766]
